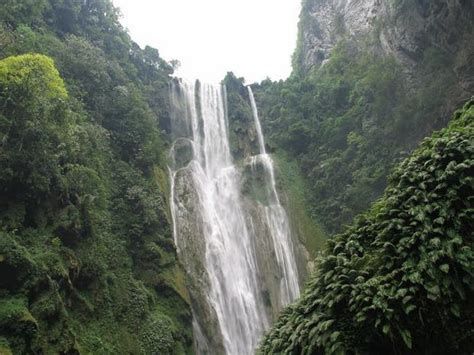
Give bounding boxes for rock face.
[296,0,474,92]
[171,168,226,354]
[296,0,379,69]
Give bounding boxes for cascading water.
[248,87,300,304]
[169,79,302,355]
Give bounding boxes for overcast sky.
[111,0,301,83]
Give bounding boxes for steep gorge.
[0,0,473,354]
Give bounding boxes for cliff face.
[295,0,474,93]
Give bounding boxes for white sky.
[111,0,301,83]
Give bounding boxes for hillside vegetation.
[260,100,474,354]
[254,0,473,235]
[0,1,192,353]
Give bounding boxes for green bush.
[141,314,176,354]
[259,100,474,354]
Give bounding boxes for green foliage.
[0,297,38,353]
[0,54,74,229]
[141,314,176,354]
[0,336,13,355]
[292,0,316,73]
[0,1,193,354]
[0,297,29,325]
[223,72,260,159]
[0,53,67,99]
[255,40,462,235]
[273,153,327,255]
[259,100,474,354]
[0,0,48,27]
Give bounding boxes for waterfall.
[169,79,301,355]
[248,87,300,304]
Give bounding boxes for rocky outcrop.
[171,167,226,354]
[295,0,474,94]
[295,0,379,69]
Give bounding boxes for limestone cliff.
[295,0,474,94]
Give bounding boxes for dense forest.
[0,1,192,353]
[0,0,473,354]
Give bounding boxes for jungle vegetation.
[0,0,472,354]
[0,1,192,353]
[260,99,474,354]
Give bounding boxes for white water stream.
[169,79,300,354]
[248,87,300,304]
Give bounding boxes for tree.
[0,54,70,226]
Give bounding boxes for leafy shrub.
[141,314,176,355]
[259,100,474,354]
